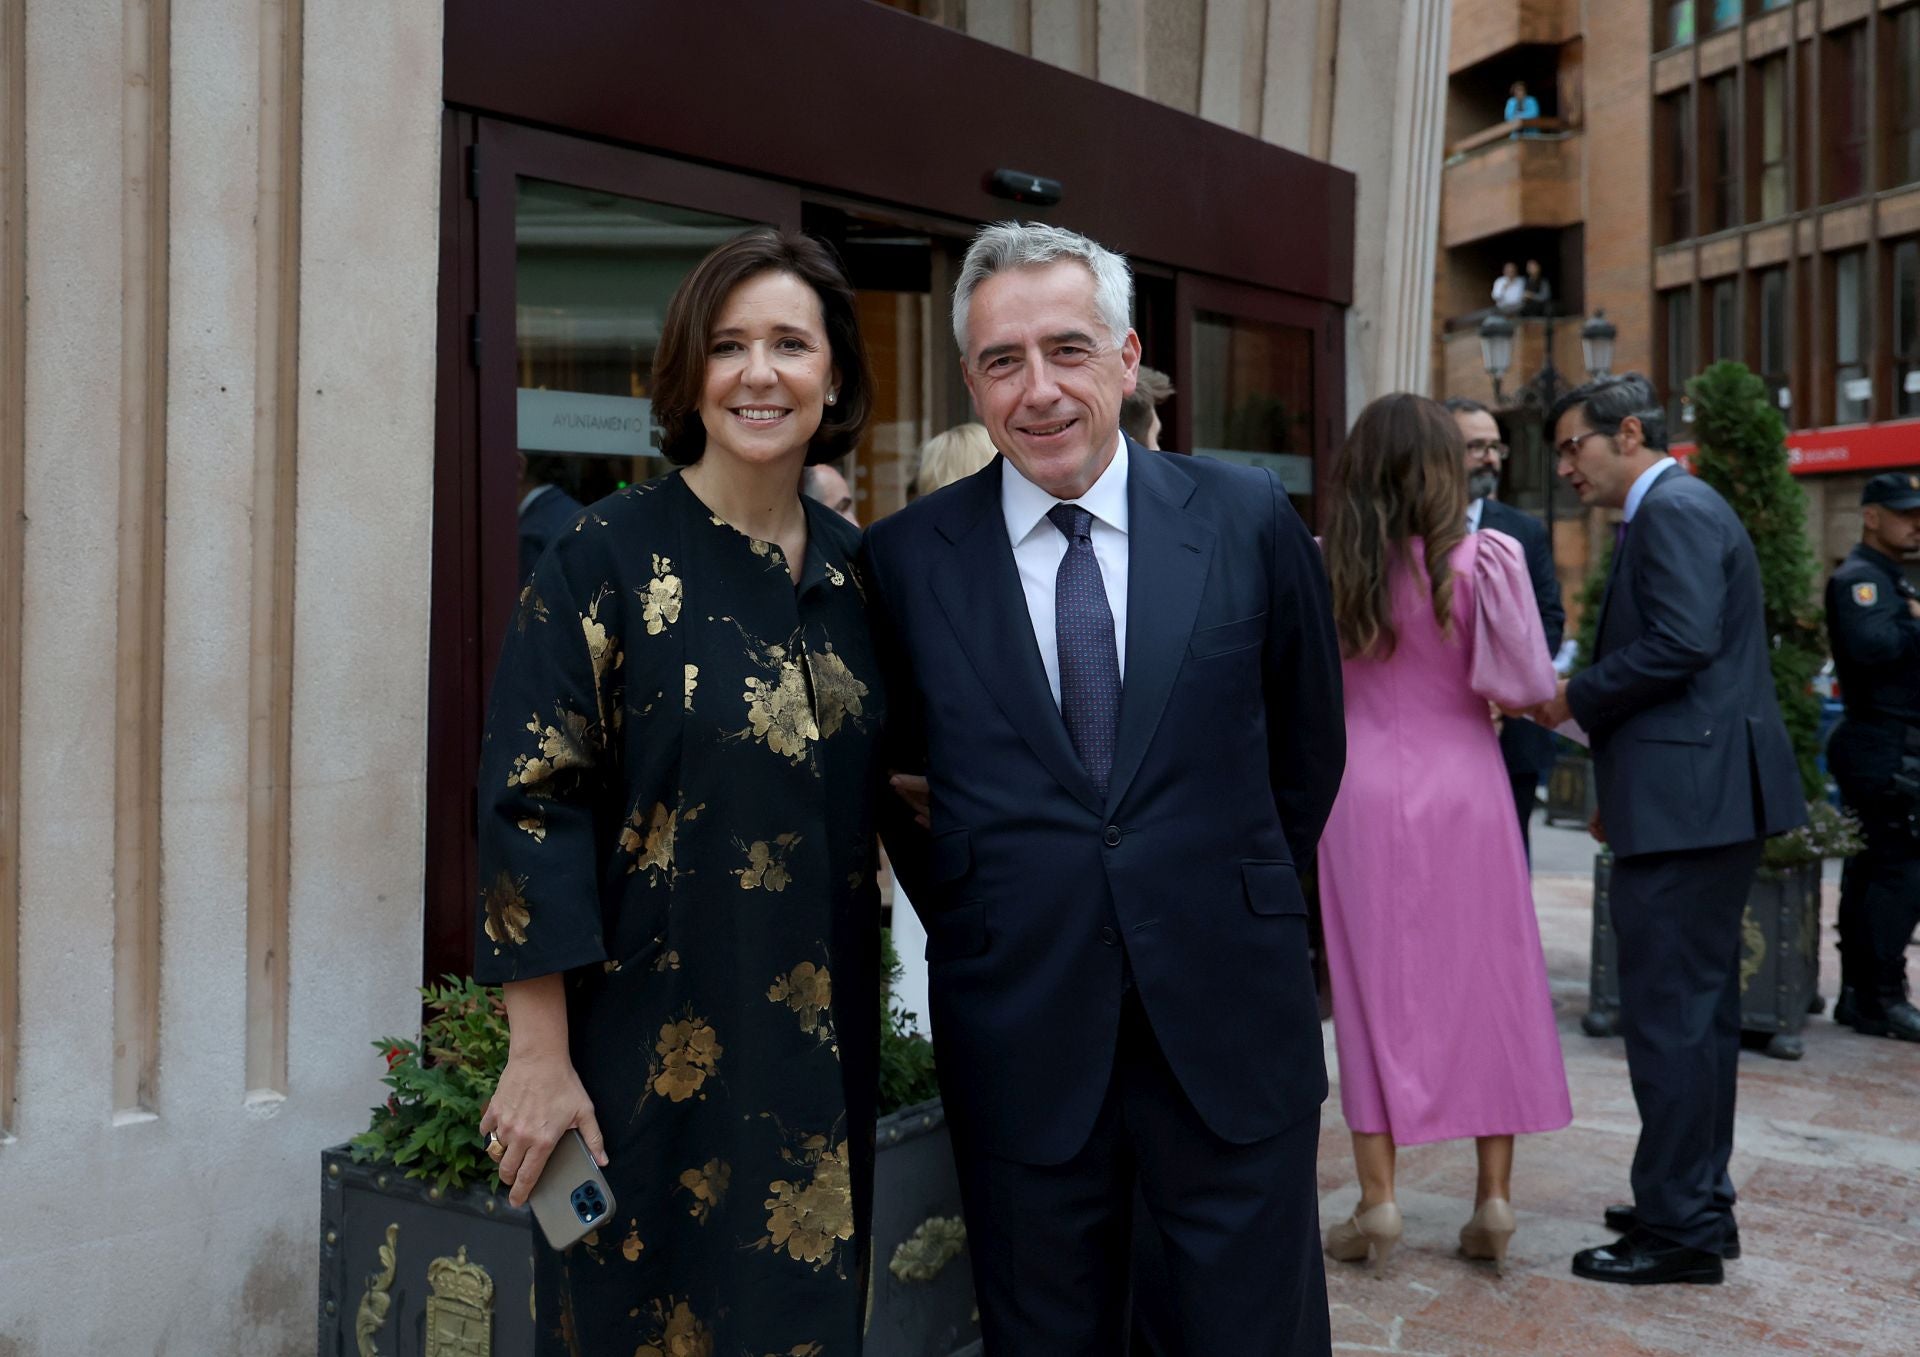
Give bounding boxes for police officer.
[1825,472,1920,1041]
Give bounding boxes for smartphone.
[525,1129,618,1252]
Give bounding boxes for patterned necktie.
[1047,503,1121,798]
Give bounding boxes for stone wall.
[0,2,441,1350]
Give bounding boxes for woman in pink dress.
[1317,393,1572,1273]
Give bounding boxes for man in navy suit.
[1532,373,1804,1286]
[1448,398,1565,855]
[866,222,1344,1354]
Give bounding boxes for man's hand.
[1587,809,1607,844]
[1531,678,1573,730]
[890,773,930,829]
[1907,596,1920,621]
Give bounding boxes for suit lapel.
[1594,462,1683,651]
[927,460,1105,816]
[1105,446,1213,813]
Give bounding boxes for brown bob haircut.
[651,228,874,466]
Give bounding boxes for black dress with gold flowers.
[475,471,883,1357]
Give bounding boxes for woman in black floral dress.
[475,229,885,1356]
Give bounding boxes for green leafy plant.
[350,976,509,1192]
[1762,797,1866,872]
[879,928,939,1115]
[1687,360,1828,801]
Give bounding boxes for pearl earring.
[826,391,838,406]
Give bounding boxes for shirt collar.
[1001,432,1130,545]
[1622,456,1677,523]
[1466,497,1486,533]
[518,482,557,516]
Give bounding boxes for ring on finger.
[486,1130,507,1163]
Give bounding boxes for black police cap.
[1861,472,1920,511]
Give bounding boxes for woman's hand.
[478,975,609,1207]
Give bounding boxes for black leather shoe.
[1847,998,1920,1041]
[1572,1228,1723,1286]
[1834,986,1858,1027]
[1602,1205,1739,1259]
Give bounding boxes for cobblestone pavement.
[1317,818,1920,1356]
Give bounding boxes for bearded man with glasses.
[1530,372,1804,1286]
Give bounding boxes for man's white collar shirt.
[1001,433,1130,709]
[1466,496,1486,533]
[1622,455,1678,523]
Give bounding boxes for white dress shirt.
[1001,434,1130,709]
[1622,455,1678,523]
[1466,496,1487,533]
[1491,274,1526,313]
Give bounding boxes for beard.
[1467,467,1500,502]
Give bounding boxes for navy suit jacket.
[518,484,586,583]
[1479,498,1565,780]
[1567,464,1804,858]
[865,442,1345,1165]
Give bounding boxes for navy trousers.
[1608,837,1763,1255]
[950,991,1330,1355]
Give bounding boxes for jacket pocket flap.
[929,828,971,883]
[1242,860,1306,916]
[1629,714,1713,745]
[1189,612,1266,658]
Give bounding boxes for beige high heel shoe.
[1324,1200,1404,1272]
[1458,1198,1517,1272]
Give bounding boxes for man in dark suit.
[1532,373,1804,1286]
[866,222,1344,1354]
[1448,397,1565,855]
[516,453,585,582]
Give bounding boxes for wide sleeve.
[1469,529,1558,711]
[473,547,616,984]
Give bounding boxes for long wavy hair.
[1323,393,1470,661]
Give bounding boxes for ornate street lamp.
[1580,309,1617,380]
[1478,312,1515,402]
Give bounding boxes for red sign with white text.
[1672,418,1920,475]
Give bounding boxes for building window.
[1709,278,1738,363]
[1758,0,1791,10]
[1755,267,1790,415]
[1710,0,1739,32]
[1666,3,1695,48]
[1895,240,1920,418]
[1833,250,1869,423]
[1661,287,1695,429]
[1704,74,1739,233]
[1824,25,1869,203]
[1887,6,1920,190]
[1660,89,1694,243]
[1755,57,1788,221]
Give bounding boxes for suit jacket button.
[1103,825,1122,846]
[1100,926,1119,946]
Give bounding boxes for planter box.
[1544,753,1597,827]
[1583,854,1823,1059]
[321,1098,981,1357]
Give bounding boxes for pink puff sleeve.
[1468,529,1558,711]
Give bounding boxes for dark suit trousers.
[951,991,1330,1356]
[1609,837,1762,1254]
[1510,770,1539,861]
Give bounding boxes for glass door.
[1174,273,1344,528]
[427,119,802,980]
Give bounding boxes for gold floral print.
[515,813,546,843]
[508,706,595,793]
[822,560,845,588]
[634,1298,713,1357]
[683,663,699,710]
[759,1136,855,1273]
[651,1012,723,1103]
[621,800,702,884]
[621,1221,644,1262]
[513,582,549,633]
[735,834,801,892]
[641,554,683,635]
[767,962,834,1044]
[743,664,818,762]
[675,1158,731,1224]
[653,948,681,973]
[482,871,530,946]
[806,647,868,739]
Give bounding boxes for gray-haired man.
[867,221,1343,1353]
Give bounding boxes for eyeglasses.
[1554,430,1611,460]
[1463,438,1507,459]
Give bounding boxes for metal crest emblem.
[1853,582,1879,607]
[425,1246,495,1357]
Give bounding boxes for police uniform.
[1824,472,1920,1041]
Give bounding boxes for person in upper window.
[1521,259,1555,316]
[1491,262,1526,315]
[1505,81,1540,136]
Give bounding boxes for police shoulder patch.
[1853,582,1879,606]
